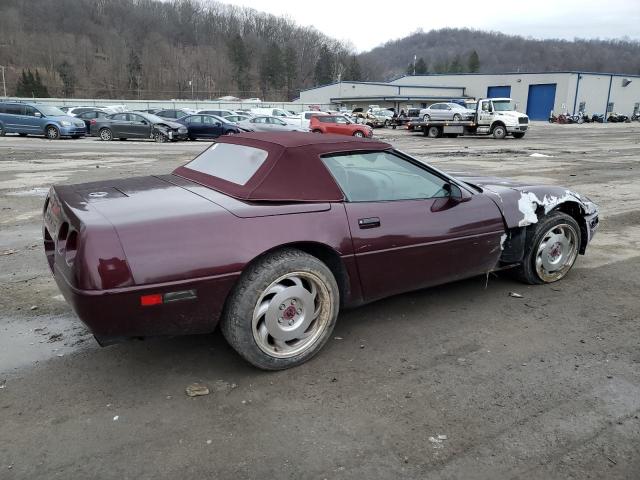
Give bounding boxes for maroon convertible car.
[43,133,599,369]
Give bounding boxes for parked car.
[225,114,252,123]
[44,132,599,370]
[91,112,188,142]
[250,107,294,118]
[75,110,111,135]
[351,109,385,128]
[236,115,308,132]
[138,108,163,115]
[419,102,475,122]
[198,109,237,118]
[156,108,196,120]
[371,109,395,126]
[176,114,243,139]
[309,114,373,137]
[0,102,86,139]
[67,106,107,117]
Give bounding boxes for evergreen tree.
[415,57,428,74]
[344,55,362,81]
[15,69,48,97]
[227,34,251,96]
[406,63,414,75]
[259,42,284,96]
[449,55,463,73]
[33,71,49,97]
[57,61,76,97]
[468,50,480,72]
[127,50,142,93]
[283,44,297,100]
[314,44,333,85]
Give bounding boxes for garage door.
[487,86,511,98]
[526,84,557,120]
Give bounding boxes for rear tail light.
[140,294,163,306]
[140,290,197,307]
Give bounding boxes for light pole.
[0,66,6,98]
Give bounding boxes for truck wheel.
[422,114,431,122]
[221,248,339,370]
[513,212,580,284]
[512,132,526,139]
[46,125,60,140]
[427,126,441,138]
[492,125,506,139]
[453,113,462,121]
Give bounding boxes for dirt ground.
[1,123,639,479]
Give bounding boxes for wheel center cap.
[283,305,297,320]
[549,242,562,260]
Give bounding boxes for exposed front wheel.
[221,249,339,370]
[46,125,60,140]
[492,125,506,139]
[353,131,365,138]
[452,113,462,121]
[514,211,580,284]
[153,131,168,143]
[99,128,113,141]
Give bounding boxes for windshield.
[493,100,515,111]
[38,105,67,116]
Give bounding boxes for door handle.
[358,217,381,229]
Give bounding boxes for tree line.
[0,0,364,100]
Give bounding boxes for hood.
[454,174,598,229]
[49,115,86,125]
[494,111,526,119]
[156,119,184,129]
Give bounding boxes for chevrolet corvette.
[43,133,599,369]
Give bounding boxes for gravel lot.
[1,123,639,479]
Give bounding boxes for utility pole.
[0,66,6,98]
[413,55,417,76]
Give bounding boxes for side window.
[6,104,25,115]
[322,151,449,202]
[335,116,349,124]
[202,116,213,125]
[24,106,37,116]
[112,113,127,121]
[318,116,332,123]
[190,116,203,124]
[130,114,145,123]
[481,101,491,112]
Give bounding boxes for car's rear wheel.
[46,125,60,140]
[353,131,365,138]
[312,129,323,133]
[514,211,580,284]
[99,128,113,141]
[19,133,28,137]
[221,248,339,370]
[492,125,507,139]
[423,114,431,122]
[453,113,462,121]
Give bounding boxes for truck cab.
[475,98,529,138]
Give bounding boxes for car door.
[322,151,505,302]
[251,117,268,131]
[478,99,495,126]
[108,113,129,137]
[128,114,151,138]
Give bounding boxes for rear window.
[184,143,268,185]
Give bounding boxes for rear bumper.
[52,266,239,339]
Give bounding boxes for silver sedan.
[237,115,308,132]
[419,103,475,122]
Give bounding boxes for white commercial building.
[297,71,640,120]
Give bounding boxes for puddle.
[0,313,94,373]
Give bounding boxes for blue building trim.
[389,70,640,83]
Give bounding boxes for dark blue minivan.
[0,102,86,139]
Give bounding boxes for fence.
[1,97,335,113]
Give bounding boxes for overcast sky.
[218,0,640,52]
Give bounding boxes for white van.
[250,107,294,118]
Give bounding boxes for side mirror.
[34,112,42,118]
[215,121,222,127]
[141,120,148,125]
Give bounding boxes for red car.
[310,114,373,138]
[44,133,599,370]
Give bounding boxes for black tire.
[513,211,581,285]
[153,131,167,143]
[99,128,113,141]
[19,133,28,137]
[492,124,506,139]
[221,248,340,370]
[45,125,60,140]
[452,113,462,121]
[422,114,430,122]
[427,126,441,138]
[512,132,526,139]
[312,129,323,134]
